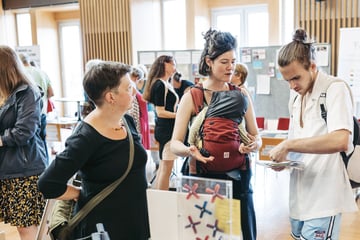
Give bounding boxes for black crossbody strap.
[67,116,135,231]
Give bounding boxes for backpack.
[184,83,248,174]
[319,79,360,188]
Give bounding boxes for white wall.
[130,0,162,64]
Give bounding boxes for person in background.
[81,59,103,118]
[170,29,261,240]
[230,62,256,144]
[19,54,54,112]
[129,66,150,150]
[269,28,358,240]
[38,61,150,239]
[171,71,194,100]
[171,71,194,149]
[142,55,178,190]
[138,64,161,170]
[19,53,54,163]
[231,62,248,88]
[29,60,56,113]
[135,64,148,94]
[29,59,58,156]
[0,45,47,240]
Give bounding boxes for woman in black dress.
[142,55,178,190]
[38,61,150,239]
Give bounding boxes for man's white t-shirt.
[288,71,358,220]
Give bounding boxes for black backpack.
[318,79,360,188]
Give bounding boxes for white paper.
[15,45,41,67]
[256,74,271,94]
[139,52,156,65]
[256,160,305,170]
[252,48,266,60]
[315,44,329,67]
[240,48,251,63]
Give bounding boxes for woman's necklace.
[111,119,124,131]
[113,126,123,131]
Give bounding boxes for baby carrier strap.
[190,83,238,114]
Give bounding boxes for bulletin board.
[240,44,331,119]
[138,44,331,120]
[137,49,203,84]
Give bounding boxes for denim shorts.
[290,214,342,240]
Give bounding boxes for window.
[16,13,32,46]
[246,10,268,47]
[216,14,241,44]
[280,0,294,44]
[58,21,83,117]
[212,5,269,47]
[162,0,186,50]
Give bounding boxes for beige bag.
[48,199,76,240]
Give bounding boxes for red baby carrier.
[190,83,248,173]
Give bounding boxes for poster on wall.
[240,48,251,63]
[315,44,329,67]
[337,28,360,116]
[15,45,41,66]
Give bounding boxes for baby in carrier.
[186,84,253,175]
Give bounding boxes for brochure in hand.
[256,160,305,170]
[256,152,305,170]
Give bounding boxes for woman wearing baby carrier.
[171,28,261,240]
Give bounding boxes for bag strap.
[319,78,354,123]
[318,79,356,160]
[66,116,135,231]
[159,79,179,112]
[190,85,205,115]
[162,80,168,107]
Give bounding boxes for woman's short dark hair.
[83,61,130,106]
[198,28,237,76]
[278,28,316,70]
